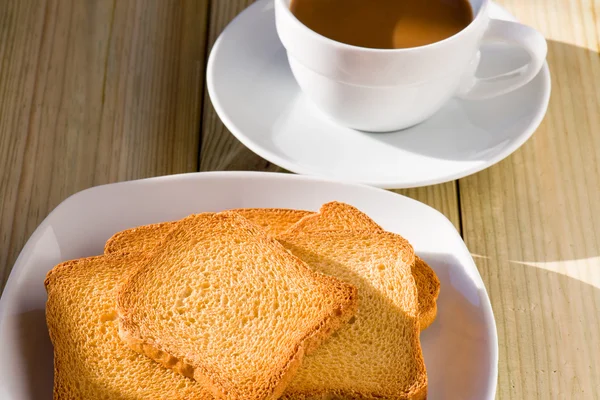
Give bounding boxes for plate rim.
[206,0,551,189]
[0,171,498,399]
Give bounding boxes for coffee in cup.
[290,0,474,49]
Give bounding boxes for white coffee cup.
[274,0,548,132]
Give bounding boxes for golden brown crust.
[413,257,441,330]
[44,255,105,289]
[104,221,181,255]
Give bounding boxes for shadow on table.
[464,255,600,398]
[456,40,600,264]
[509,40,600,264]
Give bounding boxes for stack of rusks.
[45,202,440,399]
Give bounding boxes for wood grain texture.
[199,0,284,173]
[198,0,461,230]
[0,0,209,290]
[393,184,461,232]
[462,0,600,398]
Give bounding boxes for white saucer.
[207,0,551,189]
[0,172,497,399]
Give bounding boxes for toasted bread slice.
[117,212,358,400]
[277,231,427,399]
[287,201,440,330]
[104,209,311,256]
[44,255,213,399]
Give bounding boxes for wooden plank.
[198,1,461,230]
[199,0,283,174]
[0,0,209,291]
[461,0,600,398]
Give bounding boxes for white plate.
[207,0,551,189]
[0,172,497,399]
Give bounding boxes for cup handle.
[456,19,548,100]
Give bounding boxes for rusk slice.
[278,230,427,400]
[117,212,358,400]
[286,201,440,330]
[44,255,213,399]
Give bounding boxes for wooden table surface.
[1,1,598,398]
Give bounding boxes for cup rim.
[276,0,490,53]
